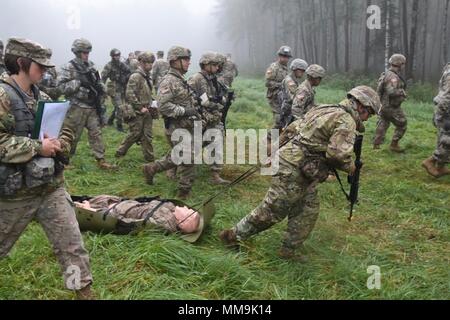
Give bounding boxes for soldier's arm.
[326,113,357,174]
[0,89,42,164]
[286,79,298,102]
[126,74,143,110]
[57,65,81,96]
[101,64,110,83]
[157,81,187,118]
[265,65,280,90]
[385,75,406,98]
[292,88,309,111]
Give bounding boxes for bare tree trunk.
[385,0,391,71]
[332,0,339,72]
[401,0,409,58]
[442,0,450,65]
[344,0,350,72]
[407,0,419,79]
[320,0,329,68]
[364,0,371,72]
[420,2,429,83]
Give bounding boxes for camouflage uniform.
[291,79,316,119]
[152,57,170,92]
[218,58,238,87]
[150,64,200,195]
[188,66,225,175]
[432,63,450,165]
[0,38,92,291]
[0,39,6,77]
[224,86,381,257]
[374,68,408,146]
[102,51,131,130]
[265,61,289,129]
[116,62,155,162]
[58,39,108,163]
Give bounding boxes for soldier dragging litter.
[220,86,381,263]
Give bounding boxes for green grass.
[0,78,448,300]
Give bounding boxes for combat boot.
[177,189,191,200]
[107,117,114,126]
[75,285,95,300]
[97,159,118,170]
[422,157,450,178]
[210,172,231,185]
[143,163,159,185]
[219,229,240,250]
[278,246,308,263]
[390,140,404,153]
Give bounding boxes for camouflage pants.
[203,122,225,173]
[233,158,320,250]
[374,106,408,145]
[116,113,154,162]
[268,96,284,130]
[0,187,92,290]
[154,128,196,193]
[108,89,125,127]
[433,104,450,164]
[65,105,106,160]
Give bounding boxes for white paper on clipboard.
[38,101,71,140]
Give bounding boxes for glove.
[184,106,199,117]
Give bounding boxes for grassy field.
[0,77,448,300]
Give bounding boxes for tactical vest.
[0,80,38,137]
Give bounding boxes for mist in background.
[0,0,232,70]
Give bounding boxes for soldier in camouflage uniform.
[218,53,238,87]
[291,64,326,121]
[266,46,292,131]
[374,54,408,152]
[38,66,61,100]
[188,52,230,185]
[102,48,131,132]
[422,63,450,178]
[0,38,93,299]
[143,46,202,200]
[126,52,138,73]
[152,51,170,93]
[0,39,6,76]
[58,39,116,170]
[279,58,308,127]
[220,86,381,262]
[115,52,157,162]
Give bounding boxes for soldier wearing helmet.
[422,63,450,178]
[143,46,201,200]
[265,46,293,130]
[220,86,380,263]
[291,64,326,120]
[374,53,408,152]
[101,48,131,132]
[217,53,238,87]
[152,50,170,92]
[58,38,116,170]
[116,52,157,163]
[187,52,230,185]
[279,58,309,127]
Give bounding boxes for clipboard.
[32,101,71,140]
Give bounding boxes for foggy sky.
[0,0,232,70]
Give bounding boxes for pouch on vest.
[24,157,55,188]
[0,165,24,196]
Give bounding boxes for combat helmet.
[389,54,406,67]
[347,86,382,115]
[306,64,326,78]
[199,51,219,66]
[110,48,121,57]
[167,46,191,62]
[138,51,156,64]
[71,38,92,54]
[277,46,292,58]
[290,59,308,71]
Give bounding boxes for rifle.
[333,134,364,222]
[70,60,107,126]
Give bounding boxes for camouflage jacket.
[265,61,288,99]
[152,59,170,89]
[101,60,131,89]
[291,79,316,118]
[280,73,301,105]
[188,71,224,127]
[126,67,153,113]
[0,63,6,77]
[434,63,450,107]
[280,99,362,175]
[377,68,407,108]
[0,76,74,199]
[157,68,199,132]
[87,195,179,233]
[58,58,106,108]
[126,58,139,73]
[38,67,61,100]
[218,59,238,87]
